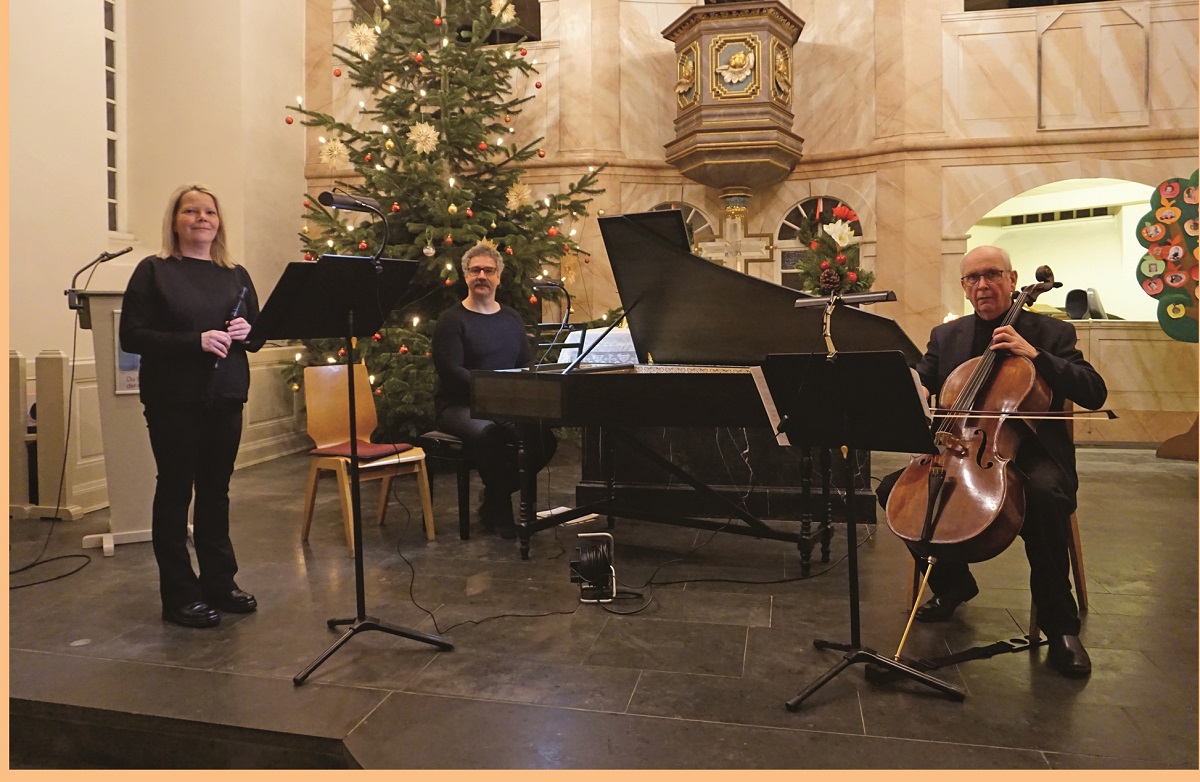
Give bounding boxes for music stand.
[250,255,453,686]
[758,350,966,709]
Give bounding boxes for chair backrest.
[303,363,378,448]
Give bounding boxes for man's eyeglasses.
[466,266,498,277]
[960,269,1007,287]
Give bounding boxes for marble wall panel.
[619,0,688,163]
[793,1,876,152]
[1149,1,1200,119]
[942,12,1038,138]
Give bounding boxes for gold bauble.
[448,203,458,214]
[384,139,395,150]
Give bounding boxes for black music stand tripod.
[759,350,966,709]
[249,255,453,686]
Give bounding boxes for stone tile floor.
[9,442,1197,768]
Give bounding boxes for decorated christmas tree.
[790,204,875,295]
[283,0,604,438]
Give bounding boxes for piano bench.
[416,430,473,540]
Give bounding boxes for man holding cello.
[877,245,1107,678]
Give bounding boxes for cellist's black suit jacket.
[915,310,1107,508]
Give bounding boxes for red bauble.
[465,208,474,217]
[503,115,511,123]
[333,68,342,77]
[433,16,443,26]
[304,252,314,261]
[535,81,542,89]
[548,227,558,237]
[563,244,570,252]
[444,235,453,244]
[374,388,382,395]
[285,116,294,124]
[810,240,819,250]
[444,278,453,286]
[337,348,347,357]
[478,141,488,150]
[529,295,538,304]
[414,53,424,63]
[424,351,431,357]
[836,254,847,264]
[505,247,513,255]
[303,200,311,208]
[537,149,546,158]
[390,202,401,212]
[364,153,372,162]
[847,271,858,283]
[358,241,369,250]
[399,345,410,354]
[583,257,590,264]
[371,332,382,342]
[820,261,830,270]
[520,48,528,56]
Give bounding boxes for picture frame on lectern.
[113,309,140,394]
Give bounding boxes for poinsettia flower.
[832,204,857,223]
[822,219,859,249]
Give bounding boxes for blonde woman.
[120,185,262,628]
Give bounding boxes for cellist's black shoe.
[1048,634,1091,678]
[162,601,220,628]
[915,584,979,622]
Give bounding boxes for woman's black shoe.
[205,589,258,613]
[162,601,220,628]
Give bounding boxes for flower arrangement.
[792,203,875,295]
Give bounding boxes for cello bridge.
[934,430,969,454]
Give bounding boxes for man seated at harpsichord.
[431,241,557,538]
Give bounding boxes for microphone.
[317,191,381,213]
[214,286,248,369]
[66,246,134,310]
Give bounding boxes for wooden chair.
[300,363,434,555]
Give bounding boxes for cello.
[884,266,1062,566]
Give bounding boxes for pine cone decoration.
[819,268,842,294]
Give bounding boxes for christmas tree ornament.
[819,260,830,270]
[318,138,350,167]
[443,278,453,286]
[358,240,369,250]
[391,202,401,212]
[364,152,372,162]
[434,16,443,26]
[836,253,847,264]
[347,23,379,59]
[385,137,397,150]
[478,141,488,150]
[819,268,841,294]
[520,47,528,56]
[303,199,310,208]
[503,115,511,123]
[490,221,497,228]
[414,53,424,63]
[399,345,409,354]
[529,295,538,304]
[505,247,513,254]
[304,252,314,261]
[584,256,591,263]
[448,203,458,214]
[535,81,542,89]
[285,116,294,124]
[374,388,382,395]
[333,68,342,77]
[406,123,436,154]
[466,208,474,217]
[444,235,454,244]
[338,348,347,357]
[548,227,558,237]
[847,271,858,283]
[372,332,383,342]
[537,149,546,158]
[810,240,819,250]
[301,224,309,234]
[423,244,436,256]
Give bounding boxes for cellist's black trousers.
[876,448,1080,637]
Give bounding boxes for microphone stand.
[530,277,571,366]
[66,246,133,310]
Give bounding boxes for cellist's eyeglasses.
[960,269,1007,287]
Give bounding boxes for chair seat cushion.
[310,440,413,461]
